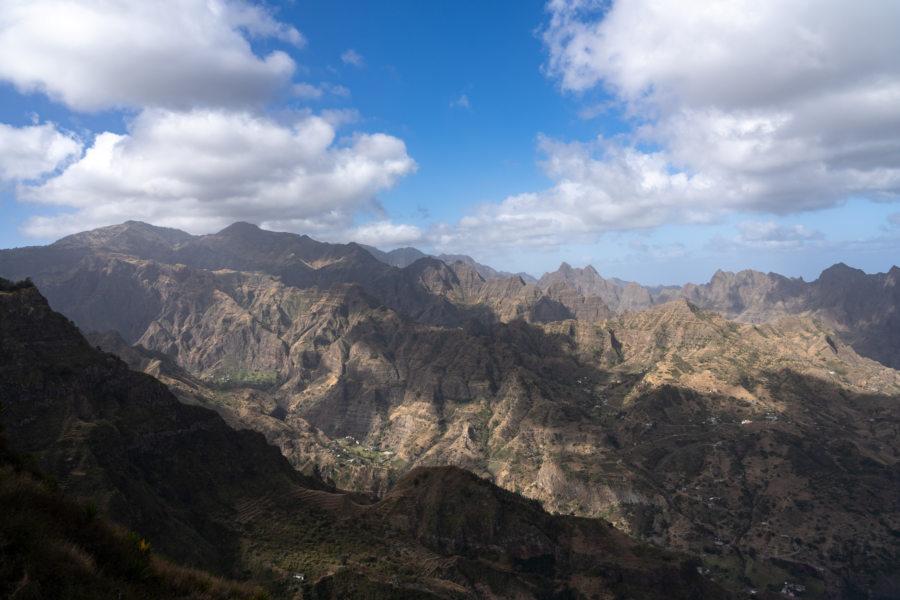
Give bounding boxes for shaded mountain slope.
[359,465,722,600]
[0,278,329,575]
[0,422,261,600]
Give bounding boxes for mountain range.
[0,276,725,598]
[1,221,899,598]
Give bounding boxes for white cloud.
[323,83,351,98]
[543,0,900,105]
[318,108,360,128]
[0,0,301,111]
[220,0,306,47]
[432,134,723,253]
[451,94,470,109]
[453,0,900,247]
[344,220,424,247]
[291,82,352,100]
[0,121,82,181]
[18,109,417,238]
[0,1,419,243]
[341,49,364,67]
[291,83,324,100]
[736,220,824,247]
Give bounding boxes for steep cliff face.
[655,269,806,321]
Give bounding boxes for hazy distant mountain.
[360,243,537,282]
[436,252,538,283]
[358,243,428,267]
[658,263,900,370]
[538,260,900,370]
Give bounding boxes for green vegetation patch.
[203,370,282,390]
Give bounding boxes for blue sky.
[1,0,899,284]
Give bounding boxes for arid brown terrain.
[2,221,899,598]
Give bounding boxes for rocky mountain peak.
[709,268,733,283]
[557,261,574,273]
[644,297,703,320]
[448,260,486,291]
[544,279,570,294]
[359,244,427,268]
[887,265,900,286]
[817,261,867,284]
[52,220,193,255]
[706,268,773,288]
[216,220,264,236]
[404,256,461,295]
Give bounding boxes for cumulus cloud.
[0,121,82,181]
[341,49,364,67]
[448,0,900,246]
[543,0,900,105]
[433,134,722,252]
[0,0,301,111]
[0,1,420,243]
[19,109,417,238]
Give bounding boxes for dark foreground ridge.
[0,414,262,599]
